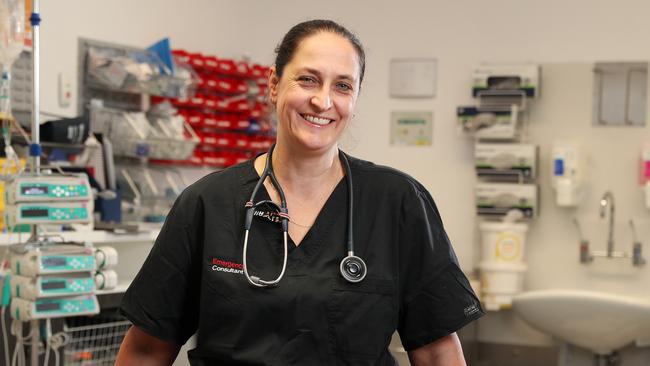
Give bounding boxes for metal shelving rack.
[76,38,149,118]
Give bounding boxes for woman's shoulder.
[346,154,427,195]
[181,159,255,200]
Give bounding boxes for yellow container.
[0,158,27,231]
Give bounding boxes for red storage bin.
[214,133,236,148]
[199,131,217,146]
[150,96,168,105]
[234,151,251,165]
[171,96,190,108]
[228,100,250,113]
[235,61,249,77]
[256,84,268,97]
[234,118,250,130]
[185,111,204,127]
[235,80,249,94]
[215,78,237,94]
[204,77,218,91]
[188,52,206,70]
[250,103,267,119]
[248,136,265,150]
[172,49,190,64]
[204,56,219,72]
[197,77,207,90]
[189,150,203,165]
[249,64,266,79]
[216,59,237,75]
[213,98,229,112]
[212,115,234,129]
[189,94,205,107]
[205,151,237,167]
[202,151,223,167]
[203,96,217,109]
[263,136,275,149]
[202,113,218,128]
[233,133,249,149]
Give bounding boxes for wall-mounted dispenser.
[458,105,520,140]
[472,64,540,98]
[641,144,650,209]
[475,143,537,179]
[476,183,537,218]
[551,144,583,207]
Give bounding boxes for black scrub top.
[120,154,484,366]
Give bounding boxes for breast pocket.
[326,278,397,360]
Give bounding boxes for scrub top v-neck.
[120,154,484,366]
[251,167,346,254]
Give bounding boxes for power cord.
[10,320,31,366]
[44,330,69,366]
[1,306,10,366]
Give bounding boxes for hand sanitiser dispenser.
[641,144,650,209]
[551,144,583,207]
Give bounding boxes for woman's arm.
[115,326,181,366]
[407,333,467,366]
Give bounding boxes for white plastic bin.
[479,222,529,263]
[479,261,527,310]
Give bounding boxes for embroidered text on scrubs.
[211,258,244,274]
[464,303,480,317]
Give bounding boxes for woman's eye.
[298,76,317,84]
[336,82,353,92]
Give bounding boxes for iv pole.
[28,0,41,365]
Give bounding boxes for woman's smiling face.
[269,31,361,154]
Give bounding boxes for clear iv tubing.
[0,0,27,178]
[1,65,12,157]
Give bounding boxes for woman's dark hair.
[274,19,366,86]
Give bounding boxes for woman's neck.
[270,143,343,197]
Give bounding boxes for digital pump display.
[41,281,67,290]
[42,257,67,267]
[36,302,61,312]
[21,186,49,195]
[21,208,49,218]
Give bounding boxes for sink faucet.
[599,191,615,258]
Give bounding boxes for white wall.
[40,0,650,354]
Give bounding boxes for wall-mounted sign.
[390,111,433,146]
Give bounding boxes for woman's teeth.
[301,114,332,126]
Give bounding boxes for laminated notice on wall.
[390,111,433,146]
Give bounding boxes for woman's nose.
[310,89,332,111]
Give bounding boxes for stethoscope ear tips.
[340,255,367,283]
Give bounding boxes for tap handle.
[580,240,593,263]
[633,242,646,267]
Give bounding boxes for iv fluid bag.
[0,0,25,68]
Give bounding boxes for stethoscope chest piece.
[340,254,367,283]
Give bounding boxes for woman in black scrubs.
[117,19,483,366]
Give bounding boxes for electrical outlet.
[58,72,72,107]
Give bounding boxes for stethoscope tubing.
[243,145,366,287]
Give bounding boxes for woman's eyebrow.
[298,67,356,82]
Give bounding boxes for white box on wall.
[389,58,437,98]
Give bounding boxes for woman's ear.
[268,66,279,105]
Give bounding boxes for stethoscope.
[242,145,367,287]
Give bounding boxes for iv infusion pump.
[5,175,91,203]
[4,174,94,226]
